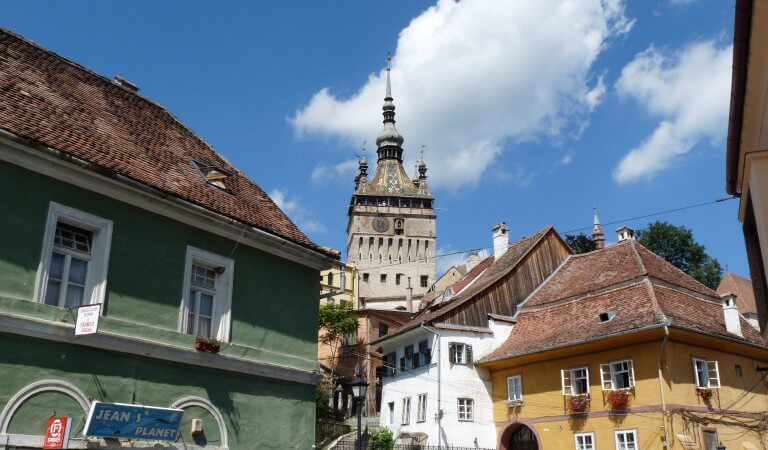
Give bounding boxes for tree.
[318,300,359,377]
[636,221,723,289]
[565,233,597,254]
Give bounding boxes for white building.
[375,225,572,447]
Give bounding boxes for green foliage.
[370,427,395,450]
[565,233,597,254]
[636,221,723,289]
[315,383,334,420]
[318,300,358,345]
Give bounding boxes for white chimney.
[465,251,481,272]
[721,294,742,337]
[616,226,635,242]
[492,223,509,260]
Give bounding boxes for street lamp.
[350,377,369,450]
[716,443,726,450]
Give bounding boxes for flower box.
[607,390,631,409]
[567,394,590,413]
[194,336,221,353]
[697,388,713,400]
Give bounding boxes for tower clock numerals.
[372,216,389,232]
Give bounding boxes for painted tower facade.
[346,63,436,310]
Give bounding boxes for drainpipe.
[658,324,671,448]
[420,322,441,449]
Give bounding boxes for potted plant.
[697,388,713,401]
[194,336,221,353]
[568,393,590,413]
[607,390,631,409]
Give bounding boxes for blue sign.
[83,401,183,442]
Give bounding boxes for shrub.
[370,427,394,450]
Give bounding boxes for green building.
[0,29,337,449]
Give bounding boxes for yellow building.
[320,261,359,307]
[479,239,768,450]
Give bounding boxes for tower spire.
[592,206,605,250]
[376,51,404,161]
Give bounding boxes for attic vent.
[598,312,615,323]
[192,160,229,190]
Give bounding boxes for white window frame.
[614,429,637,450]
[562,366,590,396]
[574,432,595,450]
[600,360,635,391]
[416,393,427,422]
[692,358,721,389]
[507,375,523,403]
[388,402,395,425]
[457,398,474,422]
[401,397,411,425]
[179,246,234,342]
[449,342,473,365]
[34,202,113,309]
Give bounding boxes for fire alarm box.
[191,418,204,436]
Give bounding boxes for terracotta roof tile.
[0,29,334,257]
[717,272,758,315]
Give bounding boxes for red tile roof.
[717,272,758,315]
[0,29,334,257]
[481,241,765,362]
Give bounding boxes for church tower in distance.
[346,58,436,311]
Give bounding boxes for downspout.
[658,324,671,448]
[421,322,441,449]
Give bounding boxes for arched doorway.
[508,425,538,450]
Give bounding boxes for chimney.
[592,209,605,250]
[406,277,413,312]
[492,223,509,260]
[113,75,139,93]
[615,226,635,242]
[721,294,742,337]
[465,251,481,272]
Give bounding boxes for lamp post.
[350,377,369,450]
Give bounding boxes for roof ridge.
[520,278,649,313]
[633,241,717,296]
[643,277,669,323]
[630,240,649,275]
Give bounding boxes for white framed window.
[342,328,358,346]
[507,375,523,403]
[388,402,395,425]
[693,358,720,389]
[401,397,411,425]
[449,343,473,365]
[600,360,635,391]
[562,367,590,395]
[35,202,113,309]
[575,432,595,450]
[614,430,637,450]
[179,246,234,342]
[417,393,427,422]
[457,398,473,421]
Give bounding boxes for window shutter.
[400,357,406,372]
[584,367,591,394]
[708,360,720,388]
[561,369,571,395]
[600,364,613,390]
[465,345,473,365]
[628,360,635,388]
[448,343,456,364]
[692,359,701,387]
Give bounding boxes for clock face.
[372,216,389,233]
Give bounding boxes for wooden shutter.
[600,364,613,390]
[448,343,456,364]
[465,345,473,365]
[561,369,572,395]
[628,360,636,388]
[692,359,702,387]
[708,360,720,388]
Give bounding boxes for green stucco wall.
[0,159,324,449]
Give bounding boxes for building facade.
[346,63,436,311]
[480,239,768,450]
[0,29,336,450]
[376,225,571,448]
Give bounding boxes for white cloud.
[311,159,359,184]
[613,41,732,183]
[268,188,327,234]
[291,0,632,190]
[435,247,490,278]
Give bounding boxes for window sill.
[506,400,523,407]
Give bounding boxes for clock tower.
[346,60,436,310]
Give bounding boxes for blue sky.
[3,0,745,276]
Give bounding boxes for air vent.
[598,312,615,323]
[192,160,230,191]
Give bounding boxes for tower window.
[380,274,387,283]
[363,273,369,282]
[396,274,402,285]
[420,276,428,288]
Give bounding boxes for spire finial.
[385,51,393,99]
[420,144,426,163]
[361,140,367,162]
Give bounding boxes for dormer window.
[192,160,230,190]
[598,312,615,323]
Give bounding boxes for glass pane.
[198,317,211,338]
[49,252,65,280]
[68,258,88,285]
[45,280,61,306]
[65,285,85,308]
[199,293,213,317]
[186,312,195,335]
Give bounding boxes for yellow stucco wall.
[488,334,768,449]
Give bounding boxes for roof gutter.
[725,0,754,195]
[0,129,337,269]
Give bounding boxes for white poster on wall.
[75,304,101,335]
